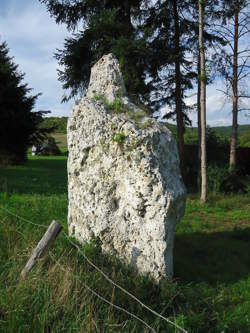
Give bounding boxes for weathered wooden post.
[20,220,62,279]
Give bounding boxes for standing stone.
[67,54,186,281]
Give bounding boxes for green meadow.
[0,155,250,332]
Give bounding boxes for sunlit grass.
[0,155,249,332]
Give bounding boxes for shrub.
[113,132,127,145]
[207,165,230,193]
[207,165,247,194]
[220,173,247,194]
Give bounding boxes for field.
[0,155,250,332]
[52,133,67,150]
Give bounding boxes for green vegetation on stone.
[93,93,132,114]
[127,110,147,122]
[112,132,127,145]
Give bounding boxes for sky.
[0,0,249,126]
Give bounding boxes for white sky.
[0,0,249,126]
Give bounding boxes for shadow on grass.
[0,157,67,195]
[174,227,250,284]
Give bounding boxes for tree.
[185,0,226,191]
[145,0,223,180]
[40,0,152,103]
[217,0,250,170]
[0,41,52,165]
[41,0,207,178]
[144,0,197,176]
[199,0,207,202]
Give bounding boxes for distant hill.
[40,116,68,134]
[166,124,250,147]
[213,124,250,136]
[41,117,250,148]
[214,125,250,147]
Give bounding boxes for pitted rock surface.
[67,54,186,281]
[87,53,126,102]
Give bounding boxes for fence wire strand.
[0,204,188,333]
[49,252,157,333]
[64,232,187,333]
[0,206,48,229]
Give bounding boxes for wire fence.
[0,205,188,333]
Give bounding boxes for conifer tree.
[40,0,152,103]
[0,41,51,164]
[144,0,198,175]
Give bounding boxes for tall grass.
[0,155,250,332]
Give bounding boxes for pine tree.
[0,41,51,165]
[40,0,152,103]
[144,0,198,175]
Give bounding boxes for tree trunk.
[197,50,201,191]
[173,0,185,177]
[229,4,239,170]
[199,0,207,203]
[120,0,133,36]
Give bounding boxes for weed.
[112,132,127,145]
[92,93,108,105]
[107,98,125,114]
[127,110,147,122]
[93,94,129,114]
[93,94,151,123]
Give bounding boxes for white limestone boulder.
[67,54,186,281]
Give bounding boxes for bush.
[207,165,247,194]
[207,165,230,193]
[38,137,61,156]
[220,173,247,194]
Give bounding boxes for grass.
[52,133,68,150]
[0,155,250,332]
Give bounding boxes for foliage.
[206,127,228,148]
[183,124,250,147]
[128,109,148,122]
[39,0,223,117]
[93,93,131,114]
[40,117,68,134]
[238,131,250,148]
[217,0,250,106]
[220,172,247,194]
[207,165,231,193]
[0,155,250,332]
[0,41,53,165]
[108,98,127,114]
[40,0,151,104]
[183,125,250,192]
[113,132,127,145]
[183,126,238,147]
[38,137,61,156]
[93,94,152,127]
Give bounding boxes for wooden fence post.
[20,220,62,279]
